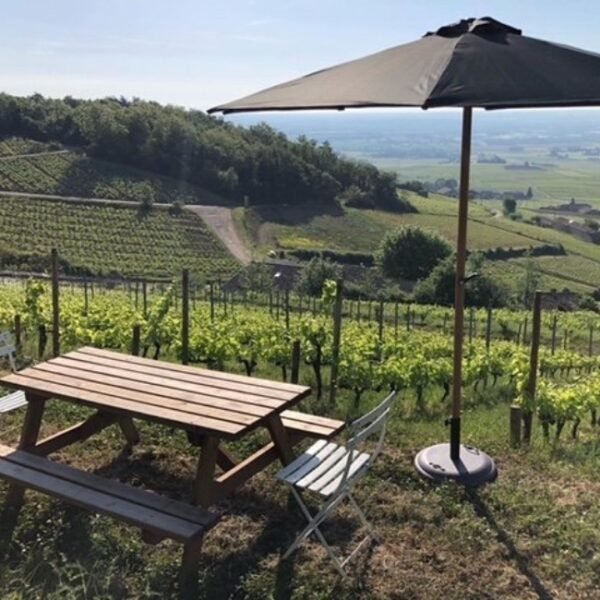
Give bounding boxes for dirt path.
[0,150,70,160]
[0,189,159,205]
[187,205,251,265]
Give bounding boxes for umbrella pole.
[414,107,496,487]
[450,106,473,461]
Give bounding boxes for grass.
[1,358,600,599]
[246,195,551,255]
[0,196,239,280]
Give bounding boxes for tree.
[526,186,533,199]
[503,197,517,215]
[375,226,451,281]
[413,254,508,307]
[296,257,341,296]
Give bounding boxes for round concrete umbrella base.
[414,443,497,487]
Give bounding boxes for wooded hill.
[0,93,414,212]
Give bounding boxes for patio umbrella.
[209,17,600,485]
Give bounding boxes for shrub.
[413,254,509,307]
[375,225,451,281]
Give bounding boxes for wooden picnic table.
[0,346,325,507]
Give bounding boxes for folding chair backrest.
[0,332,17,372]
[338,390,398,488]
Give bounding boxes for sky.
[3,1,600,112]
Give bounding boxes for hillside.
[238,192,600,295]
[0,146,225,205]
[0,196,238,279]
[0,94,411,212]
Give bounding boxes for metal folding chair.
[0,332,26,413]
[276,390,397,576]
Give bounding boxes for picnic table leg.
[193,435,220,507]
[266,414,295,465]
[5,394,46,508]
[117,416,140,447]
[179,536,204,598]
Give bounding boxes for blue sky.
[3,1,600,111]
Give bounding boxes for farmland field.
[241,192,600,293]
[0,196,238,279]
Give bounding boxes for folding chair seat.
[276,390,397,576]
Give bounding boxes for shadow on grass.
[466,489,555,600]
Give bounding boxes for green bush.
[413,254,509,307]
[375,225,451,281]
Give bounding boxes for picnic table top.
[0,347,311,440]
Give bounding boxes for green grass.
[1,359,600,599]
[0,196,238,279]
[248,194,552,254]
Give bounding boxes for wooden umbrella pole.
[450,106,473,461]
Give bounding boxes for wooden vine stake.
[181,269,190,365]
[131,324,141,357]
[523,291,543,445]
[142,280,148,317]
[84,279,89,316]
[485,305,493,350]
[209,281,215,322]
[291,340,301,384]
[510,405,522,447]
[329,279,344,405]
[51,248,60,357]
[13,314,21,350]
[285,289,290,330]
[377,299,384,345]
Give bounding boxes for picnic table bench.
[0,346,345,594]
[0,442,218,591]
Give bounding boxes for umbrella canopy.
[209,17,600,485]
[209,17,600,113]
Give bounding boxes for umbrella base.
[414,443,497,487]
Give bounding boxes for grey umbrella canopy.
[209,17,600,486]
[209,17,600,113]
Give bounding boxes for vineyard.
[0,137,60,157]
[0,197,238,279]
[2,278,600,443]
[0,145,220,205]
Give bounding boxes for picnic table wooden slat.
[2,373,244,437]
[0,444,211,541]
[77,346,309,395]
[66,350,302,403]
[46,356,285,410]
[27,363,268,424]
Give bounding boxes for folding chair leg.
[283,487,346,577]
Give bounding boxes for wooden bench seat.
[281,410,345,439]
[0,443,219,596]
